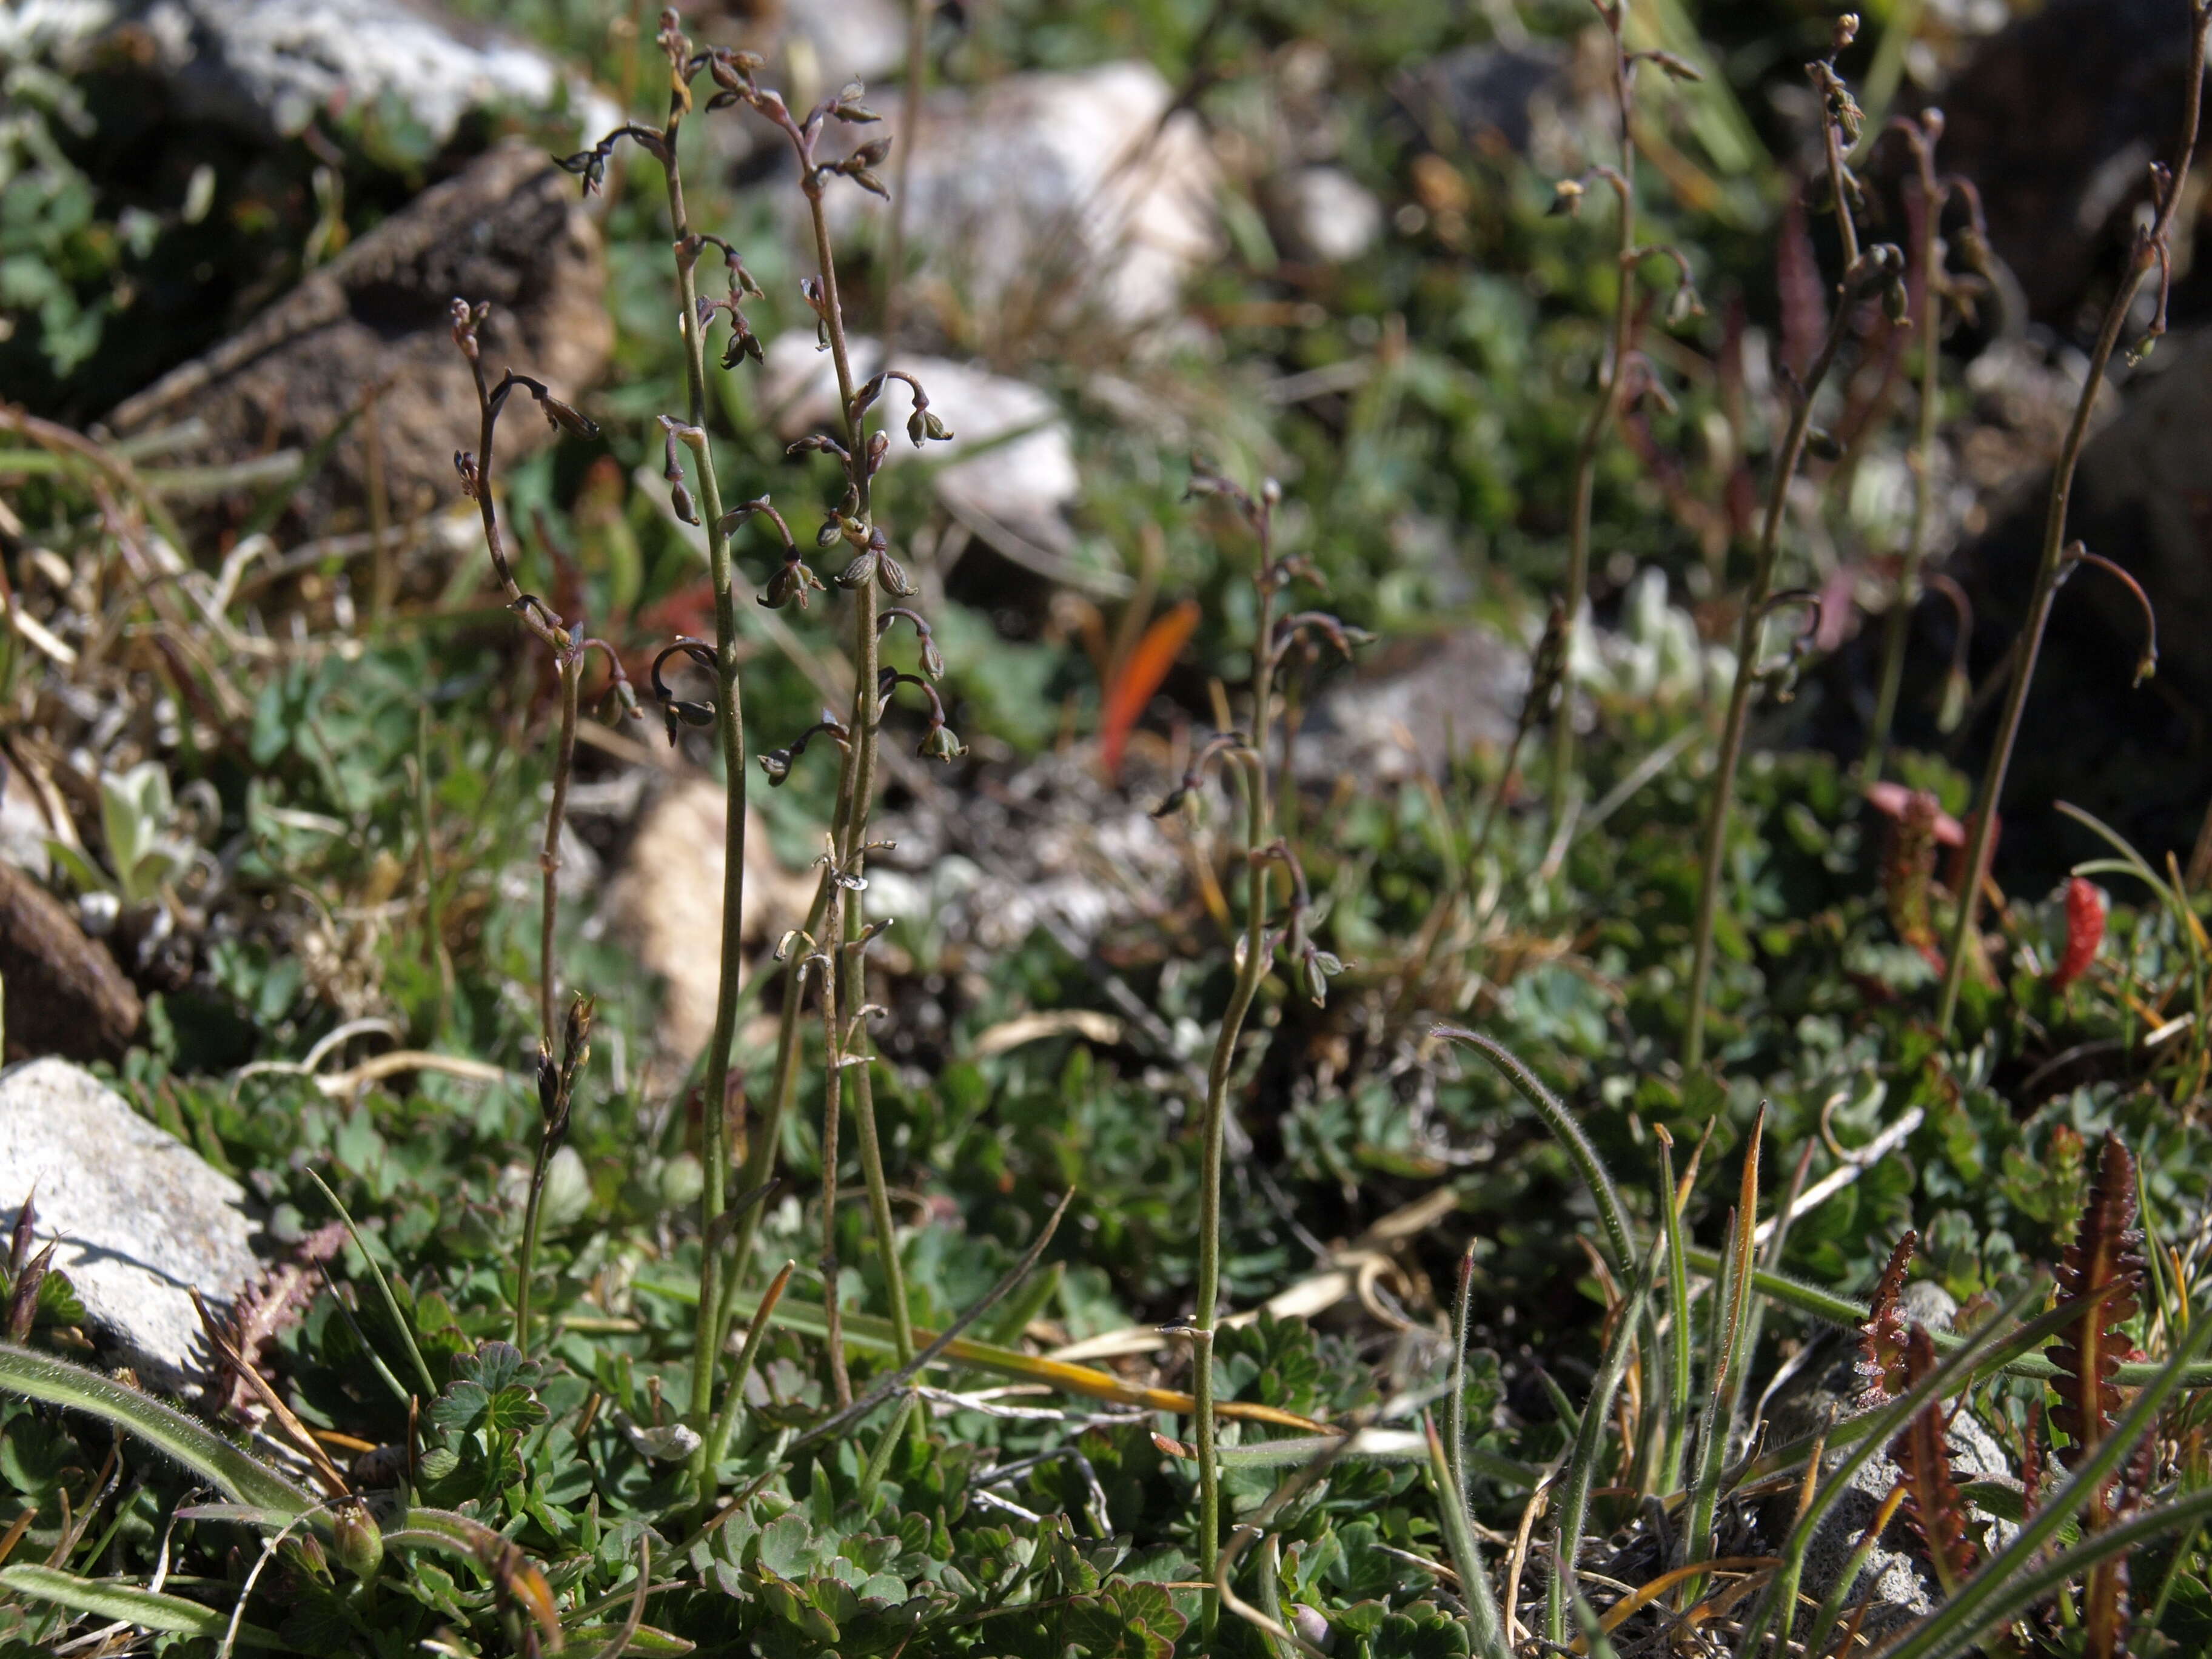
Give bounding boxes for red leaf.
[1892,1324,1979,1597]
[1100,599,1200,780]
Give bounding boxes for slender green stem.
[535,657,582,1044]
[1934,1,2210,1035]
[808,165,914,1368]
[1195,783,1271,1640]
[634,78,751,1451]
[1546,1233,1662,1645]
[1447,1242,1477,1503]
[816,940,853,1410]
[1549,16,1639,829]
[1684,38,1890,1069]
[516,651,583,1353]
[1423,1413,1513,1659]
[1866,137,1945,781]
[1655,1135,1693,1498]
[1681,273,1863,1070]
[1195,495,1285,1638]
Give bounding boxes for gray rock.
[1268,166,1384,266]
[4,0,615,146]
[1948,327,2211,871]
[0,1059,261,1389]
[823,60,1218,333]
[779,0,907,88]
[1391,41,1589,173]
[763,336,1113,589]
[1292,627,1525,786]
[1933,0,2199,331]
[1768,1289,2023,1643]
[1796,1402,2017,1643]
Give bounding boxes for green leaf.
[0,1563,283,1647]
[0,1344,316,1518]
[484,1384,549,1435]
[427,1379,490,1433]
[566,1623,696,1655]
[44,839,113,896]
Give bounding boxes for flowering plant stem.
[632,57,751,1466]
[682,44,925,1497]
[1547,1,1639,828]
[1934,0,2212,1036]
[1188,483,1284,1641]
[1682,24,1886,1070]
[1863,122,1946,782]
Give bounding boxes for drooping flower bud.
[332,1499,384,1581]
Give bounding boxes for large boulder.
[0,1059,261,1389]
[3,0,612,146]
[104,141,611,531]
[822,61,1218,338]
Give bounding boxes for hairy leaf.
[1890,1324,1977,1597]
[1857,1229,1918,1404]
[2049,1134,2145,1488]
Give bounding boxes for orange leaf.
[1100,599,1199,780]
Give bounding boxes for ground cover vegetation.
[4,0,2212,1654]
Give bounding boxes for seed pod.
[876,552,917,597]
[760,558,825,610]
[1302,948,1344,1007]
[837,551,879,589]
[917,722,967,762]
[10,1191,33,1279]
[917,632,946,680]
[538,395,600,440]
[1805,427,1844,462]
[670,479,699,525]
[757,748,794,785]
[6,1242,52,1342]
[1883,277,1910,326]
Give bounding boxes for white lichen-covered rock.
[823,61,1218,332]
[0,1059,261,1389]
[3,0,614,144]
[763,335,1090,571]
[1270,166,1384,264]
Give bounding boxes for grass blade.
[0,1344,315,1518]
[638,1273,1342,1435]
[1433,1028,1633,1274]
[1549,1229,1664,1644]
[0,1563,281,1647]
[303,1166,438,1400]
[1424,1412,1512,1659]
